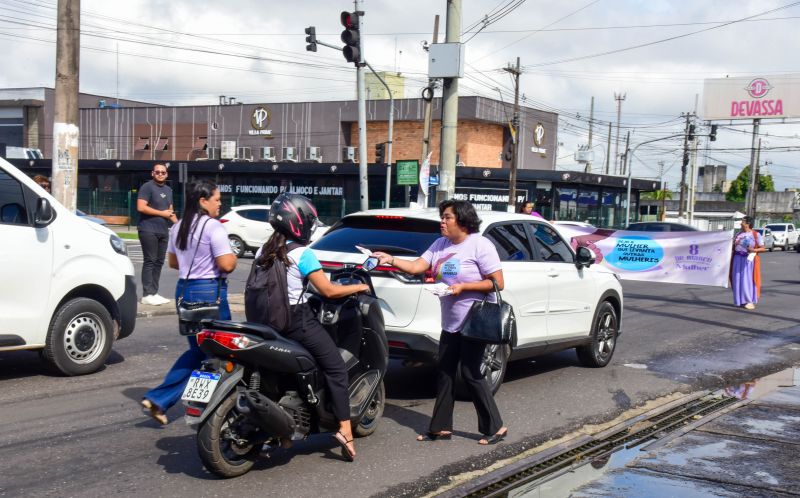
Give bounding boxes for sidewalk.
[436,367,800,497]
[571,368,800,497]
[136,293,245,318]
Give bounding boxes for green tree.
[726,166,775,202]
[654,189,673,201]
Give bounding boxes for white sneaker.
[153,294,171,305]
[141,295,161,306]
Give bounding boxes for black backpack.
[244,243,301,332]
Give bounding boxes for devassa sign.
[703,74,800,120]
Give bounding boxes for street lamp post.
[625,134,684,227]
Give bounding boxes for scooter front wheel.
[197,391,260,478]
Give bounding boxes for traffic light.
[340,11,361,65]
[375,142,385,163]
[709,124,718,142]
[305,26,317,52]
[688,124,696,141]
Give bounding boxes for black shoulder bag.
[177,217,221,336]
[459,277,516,345]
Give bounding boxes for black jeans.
[139,230,168,296]
[429,331,503,436]
[283,303,350,421]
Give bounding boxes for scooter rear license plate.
[181,371,221,403]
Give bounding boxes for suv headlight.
[110,234,127,255]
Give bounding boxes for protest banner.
[556,225,734,287]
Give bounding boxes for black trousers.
[429,331,503,436]
[283,303,350,421]
[139,230,168,296]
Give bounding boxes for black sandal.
[416,431,452,442]
[332,431,355,462]
[478,428,508,445]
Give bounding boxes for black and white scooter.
[182,257,388,478]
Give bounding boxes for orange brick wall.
[350,120,503,168]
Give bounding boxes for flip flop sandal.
[332,431,355,462]
[416,432,452,442]
[479,429,508,445]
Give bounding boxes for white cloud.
[2,0,798,189]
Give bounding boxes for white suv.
[311,208,623,393]
[764,223,798,251]
[221,204,327,257]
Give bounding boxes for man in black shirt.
[137,164,177,305]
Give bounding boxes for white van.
[0,158,137,375]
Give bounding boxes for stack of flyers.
[424,283,453,297]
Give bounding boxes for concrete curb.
[136,293,245,319]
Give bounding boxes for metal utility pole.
[364,62,394,209]
[604,122,612,175]
[745,119,761,217]
[751,137,763,218]
[437,0,461,203]
[688,133,700,223]
[354,0,369,211]
[52,0,80,212]
[504,57,521,212]
[613,92,626,175]
[677,113,691,219]
[621,130,630,176]
[658,160,666,221]
[420,15,440,208]
[585,96,594,173]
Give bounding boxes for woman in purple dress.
[731,216,765,310]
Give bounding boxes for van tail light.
[424,268,435,283]
[196,330,256,350]
[219,219,229,224]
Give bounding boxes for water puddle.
[495,366,800,498]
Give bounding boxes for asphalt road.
[1,251,799,497]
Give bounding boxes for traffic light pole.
[354,1,369,211]
[364,61,394,208]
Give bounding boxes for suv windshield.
[312,215,440,256]
[765,224,786,232]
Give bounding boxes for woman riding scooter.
[255,193,368,461]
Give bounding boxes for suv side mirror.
[34,197,56,227]
[575,246,595,269]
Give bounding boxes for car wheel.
[43,297,114,376]
[455,343,509,399]
[228,235,246,258]
[576,301,618,368]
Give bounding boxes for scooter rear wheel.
[354,381,385,437]
[197,391,260,478]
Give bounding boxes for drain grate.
[460,393,740,498]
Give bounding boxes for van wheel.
[228,236,246,258]
[44,298,114,376]
[576,301,618,368]
[455,344,509,399]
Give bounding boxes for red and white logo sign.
[745,78,773,99]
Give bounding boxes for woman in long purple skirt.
[731,216,765,310]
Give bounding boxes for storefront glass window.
[555,186,577,221]
[576,188,599,225]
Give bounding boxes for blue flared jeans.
[144,278,230,413]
